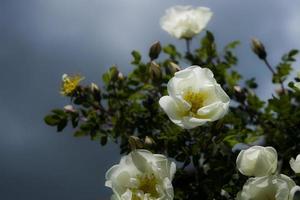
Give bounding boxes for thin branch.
[263,58,286,94]
[185,38,191,55]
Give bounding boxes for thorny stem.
[263,58,286,94]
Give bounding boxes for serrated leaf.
[74,130,87,137]
[163,44,181,59]
[44,115,60,126]
[131,50,141,65]
[288,49,299,58]
[57,118,68,132]
[52,109,65,115]
[246,78,258,89]
[223,135,239,147]
[100,135,108,146]
[224,41,240,50]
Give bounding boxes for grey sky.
[0,0,299,199]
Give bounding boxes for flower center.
[183,90,208,114]
[61,75,83,96]
[132,174,159,200]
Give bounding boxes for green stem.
[263,58,286,94]
[186,38,191,55]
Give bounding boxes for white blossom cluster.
[236,146,300,200]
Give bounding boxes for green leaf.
[74,130,87,137]
[102,66,119,85]
[57,118,68,132]
[273,63,292,83]
[224,41,240,50]
[52,109,65,115]
[223,135,240,147]
[163,44,181,60]
[102,73,110,85]
[100,135,108,146]
[247,93,264,110]
[71,113,79,128]
[197,31,217,61]
[44,115,60,126]
[246,78,258,89]
[131,50,141,65]
[289,49,298,57]
[226,70,242,88]
[206,30,215,43]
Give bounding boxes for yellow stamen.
[183,90,209,114]
[131,174,159,199]
[60,74,84,96]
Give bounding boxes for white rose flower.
[290,154,300,174]
[160,5,213,39]
[236,146,277,177]
[159,66,230,129]
[237,174,296,200]
[105,149,176,200]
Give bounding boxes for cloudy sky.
[0,0,299,199]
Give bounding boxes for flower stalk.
[263,58,286,94]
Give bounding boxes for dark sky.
[0,0,299,199]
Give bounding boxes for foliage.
[45,31,300,199]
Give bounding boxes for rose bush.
[105,149,176,200]
[160,5,213,39]
[45,4,300,200]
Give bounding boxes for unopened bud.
[128,136,143,150]
[149,41,161,60]
[118,72,124,80]
[64,105,76,113]
[90,82,101,101]
[251,38,267,60]
[150,61,161,80]
[234,85,242,93]
[90,82,99,92]
[275,87,284,96]
[234,85,246,102]
[144,136,155,146]
[110,66,120,82]
[168,62,181,74]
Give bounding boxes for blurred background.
[0,0,299,199]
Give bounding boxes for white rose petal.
[237,174,296,200]
[160,5,213,39]
[294,82,300,90]
[297,71,300,79]
[236,145,277,177]
[159,65,230,129]
[105,149,176,200]
[290,154,300,174]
